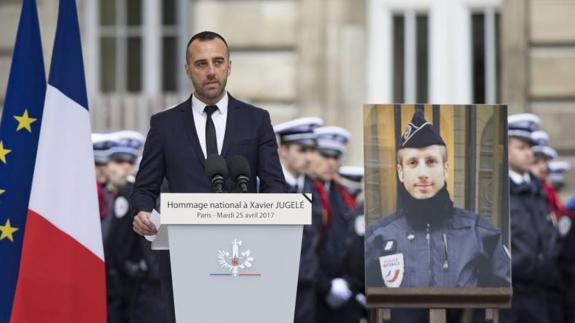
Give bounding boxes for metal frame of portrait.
[363,104,512,322]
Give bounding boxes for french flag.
[10,0,106,322]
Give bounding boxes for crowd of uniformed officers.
[92,112,575,323]
[92,130,167,323]
[274,118,367,323]
[504,113,575,323]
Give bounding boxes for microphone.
[228,155,251,193]
[205,154,228,193]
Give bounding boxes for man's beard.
[194,79,227,103]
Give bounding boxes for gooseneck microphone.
[228,155,251,193]
[205,154,229,193]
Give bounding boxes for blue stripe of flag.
[0,0,46,321]
[49,0,88,110]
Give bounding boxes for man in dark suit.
[131,31,286,322]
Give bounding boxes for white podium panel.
[154,193,311,323]
[169,225,302,323]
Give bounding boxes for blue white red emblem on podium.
[210,238,261,277]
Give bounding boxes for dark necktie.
[204,105,218,156]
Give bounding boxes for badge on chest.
[378,240,404,288]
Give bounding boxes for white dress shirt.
[282,166,298,188]
[509,169,531,185]
[191,93,228,158]
[282,166,307,192]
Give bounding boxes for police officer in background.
[550,161,570,193]
[309,126,363,323]
[337,166,364,202]
[529,129,569,323]
[92,133,114,219]
[104,131,166,323]
[274,117,324,323]
[507,113,559,323]
[274,117,323,193]
[337,166,367,320]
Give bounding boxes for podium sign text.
[161,193,312,225]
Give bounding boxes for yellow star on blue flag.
[0,141,12,164]
[0,219,19,242]
[0,0,46,320]
[14,109,37,132]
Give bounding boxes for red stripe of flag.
[10,210,106,323]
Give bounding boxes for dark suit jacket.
[131,93,286,214]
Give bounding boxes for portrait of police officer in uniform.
[365,109,511,289]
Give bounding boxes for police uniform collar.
[282,165,298,187]
[509,169,530,185]
[399,184,453,229]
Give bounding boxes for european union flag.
[0,0,45,321]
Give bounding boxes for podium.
[152,193,312,323]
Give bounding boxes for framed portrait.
[364,104,512,308]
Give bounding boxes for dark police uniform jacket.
[294,176,320,323]
[315,181,364,323]
[510,176,559,287]
[508,175,560,323]
[105,181,165,323]
[366,207,511,288]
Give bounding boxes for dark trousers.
[509,291,549,323]
[294,284,315,323]
[107,281,166,323]
[316,296,365,323]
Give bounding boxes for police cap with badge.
[92,133,114,165]
[338,165,364,198]
[508,113,541,144]
[108,130,145,163]
[274,117,323,148]
[531,130,558,160]
[399,109,445,150]
[314,126,351,158]
[549,160,570,189]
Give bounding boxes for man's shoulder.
[229,94,269,117]
[452,207,500,232]
[150,99,188,123]
[366,212,402,237]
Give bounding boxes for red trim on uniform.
[10,210,106,323]
[543,180,575,219]
[314,181,332,238]
[336,183,357,211]
[96,182,108,218]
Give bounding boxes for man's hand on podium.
[133,211,158,236]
